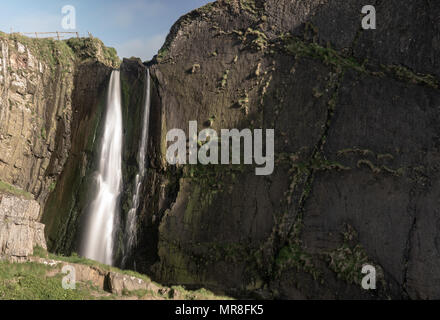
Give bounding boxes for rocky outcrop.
[142,0,440,299]
[0,194,46,261]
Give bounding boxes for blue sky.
[0,0,212,61]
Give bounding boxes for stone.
[0,194,46,261]
[107,271,150,295]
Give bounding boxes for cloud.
[117,33,166,61]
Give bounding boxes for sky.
[0,0,212,61]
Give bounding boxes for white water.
[123,69,151,264]
[81,70,123,266]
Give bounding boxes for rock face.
[0,194,46,261]
[2,0,439,301]
[140,0,440,299]
[0,33,120,209]
[0,35,74,205]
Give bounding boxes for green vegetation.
[40,127,47,140]
[284,36,366,73]
[48,182,56,193]
[0,260,93,300]
[4,33,76,72]
[0,33,120,70]
[238,92,250,115]
[326,225,380,286]
[384,64,439,89]
[32,249,152,282]
[167,285,231,300]
[337,148,375,158]
[65,37,120,68]
[191,63,201,74]
[243,28,268,51]
[0,246,233,300]
[0,180,34,200]
[275,243,321,280]
[208,115,216,126]
[357,159,381,174]
[240,0,258,15]
[280,34,439,89]
[156,47,169,63]
[221,69,230,88]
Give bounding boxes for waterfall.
[123,69,151,266]
[80,70,123,266]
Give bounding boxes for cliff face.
[144,0,440,299]
[0,33,121,254]
[43,57,149,258]
[0,34,74,205]
[1,0,439,301]
[0,33,120,208]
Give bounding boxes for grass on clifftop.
[0,32,120,69]
[0,180,34,200]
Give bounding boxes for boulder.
[0,194,47,261]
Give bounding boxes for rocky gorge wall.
[0,33,122,257]
[1,0,439,301]
[140,0,440,299]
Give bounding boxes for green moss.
[21,246,230,300]
[171,285,231,300]
[244,28,268,51]
[284,36,366,73]
[66,37,120,68]
[377,153,394,161]
[220,69,230,88]
[238,92,250,115]
[48,181,56,193]
[326,225,381,287]
[275,243,321,281]
[240,0,258,15]
[156,47,169,63]
[337,148,375,158]
[197,2,216,14]
[40,127,47,140]
[5,34,76,73]
[357,159,381,174]
[0,180,34,200]
[383,64,439,89]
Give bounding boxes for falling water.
[123,69,151,266]
[81,70,123,266]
